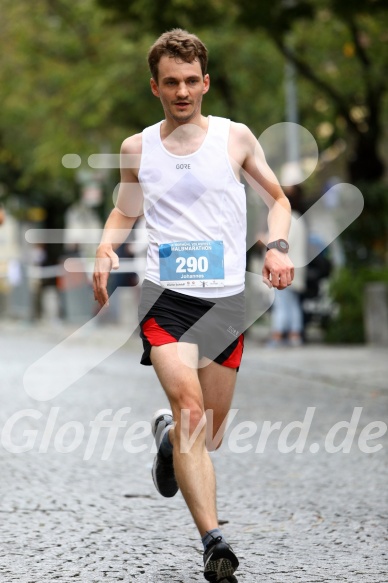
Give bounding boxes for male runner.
[93,29,294,583]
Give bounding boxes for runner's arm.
[93,135,144,307]
[237,124,294,289]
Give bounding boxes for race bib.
[159,240,224,288]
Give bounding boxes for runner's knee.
[172,399,206,441]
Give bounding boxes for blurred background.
[0,0,387,345]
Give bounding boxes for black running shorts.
[138,279,245,369]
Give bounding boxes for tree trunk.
[348,130,385,183]
[348,92,385,183]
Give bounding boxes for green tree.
[0,0,152,188]
[0,0,285,203]
[97,0,388,183]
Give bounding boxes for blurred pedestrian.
[93,29,294,582]
[0,204,6,314]
[268,184,308,346]
[0,205,23,317]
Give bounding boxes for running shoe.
[203,536,239,582]
[151,409,179,498]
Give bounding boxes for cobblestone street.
[0,322,387,582]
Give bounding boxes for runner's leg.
[198,359,237,451]
[150,342,218,536]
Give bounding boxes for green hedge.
[340,181,388,267]
[325,267,388,343]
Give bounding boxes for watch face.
[267,239,289,253]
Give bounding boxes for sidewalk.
[0,322,387,582]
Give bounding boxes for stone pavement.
[0,321,387,583]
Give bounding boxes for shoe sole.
[204,558,235,581]
[204,547,239,582]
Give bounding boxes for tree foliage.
[97,0,388,183]
[0,0,152,188]
[0,0,387,217]
[0,0,285,205]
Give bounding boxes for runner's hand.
[93,246,120,307]
[262,249,294,290]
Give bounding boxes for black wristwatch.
[266,239,289,253]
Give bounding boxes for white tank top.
[138,115,246,298]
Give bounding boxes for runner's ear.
[150,78,160,98]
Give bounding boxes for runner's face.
[151,56,209,124]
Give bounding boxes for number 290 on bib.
[159,240,225,288]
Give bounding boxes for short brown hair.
[148,29,208,83]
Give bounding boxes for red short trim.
[221,335,244,369]
[142,317,177,346]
